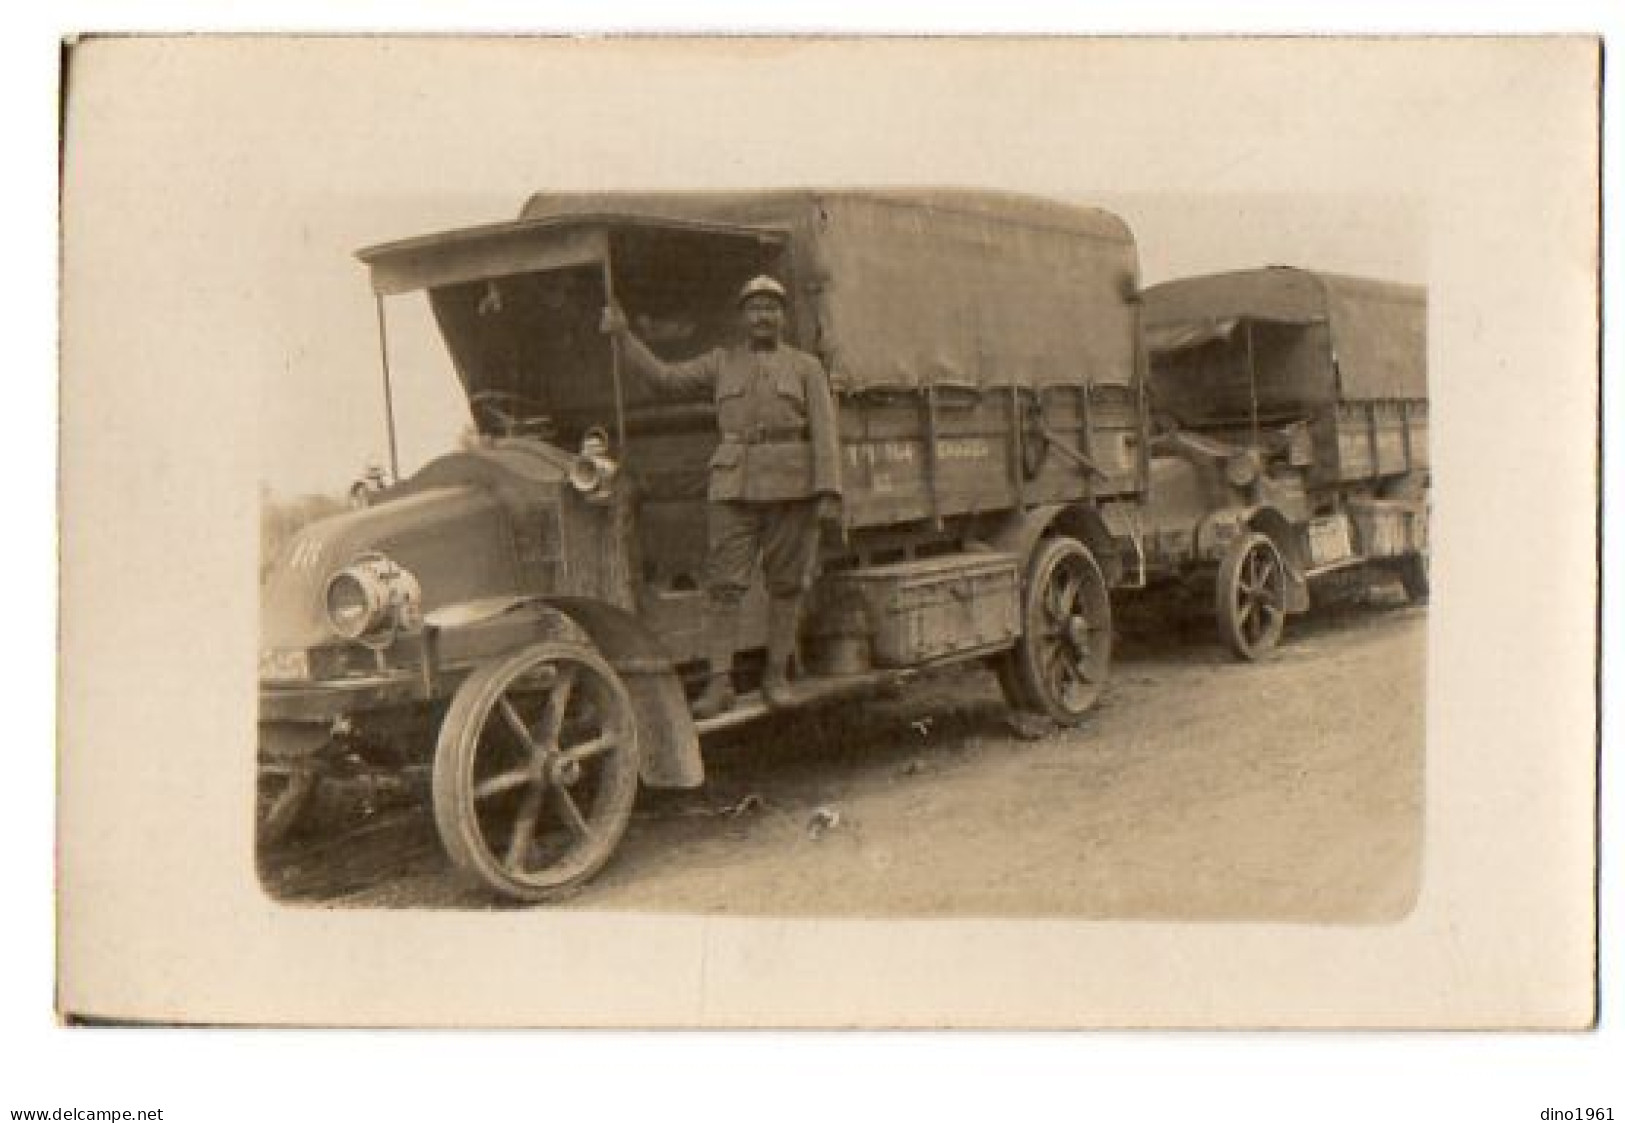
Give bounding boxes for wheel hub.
[547,755,582,787]
[1063,614,1092,654]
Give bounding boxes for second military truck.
[1134,266,1429,659]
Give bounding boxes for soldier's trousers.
[703,499,822,605]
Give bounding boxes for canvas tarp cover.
[814,197,1140,392]
[1144,268,1427,403]
[518,190,1142,393]
[1319,274,1428,401]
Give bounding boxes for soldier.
[602,276,842,716]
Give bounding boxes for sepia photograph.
[254,188,1430,921]
[57,35,1597,1030]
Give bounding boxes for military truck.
[1133,267,1429,660]
[258,190,1149,901]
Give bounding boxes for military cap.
[737,275,789,306]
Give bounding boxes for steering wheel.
[468,390,555,439]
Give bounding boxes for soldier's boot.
[691,607,738,720]
[762,595,802,710]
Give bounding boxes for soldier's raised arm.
[600,304,720,396]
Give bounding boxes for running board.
[1303,555,1371,579]
[691,668,918,735]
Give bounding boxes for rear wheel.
[432,642,639,903]
[1216,532,1287,661]
[997,536,1112,724]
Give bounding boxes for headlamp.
[568,427,619,503]
[1225,451,1261,488]
[323,552,423,644]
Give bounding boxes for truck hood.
[262,444,570,651]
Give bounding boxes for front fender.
[427,596,592,669]
[545,598,703,791]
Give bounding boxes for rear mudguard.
[985,502,1129,587]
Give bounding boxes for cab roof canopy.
[356,212,784,297]
[1144,266,1427,403]
[360,189,1144,394]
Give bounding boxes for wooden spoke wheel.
[432,642,639,903]
[997,535,1112,724]
[1216,532,1287,661]
[256,764,318,847]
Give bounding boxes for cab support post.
[600,257,629,455]
[374,294,402,481]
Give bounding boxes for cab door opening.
[602,224,787,605]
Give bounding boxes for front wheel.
[432,641,640,903]
[996,535,1112,724]
[1216,532,1287,661]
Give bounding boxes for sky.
[61,37,1451,499]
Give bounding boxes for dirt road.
[261,591,1424,922]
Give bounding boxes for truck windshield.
[1150,319,1325,430]
[429,263,609,444]
[424,222,782,448]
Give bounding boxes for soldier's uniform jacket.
[628,343,843,503]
